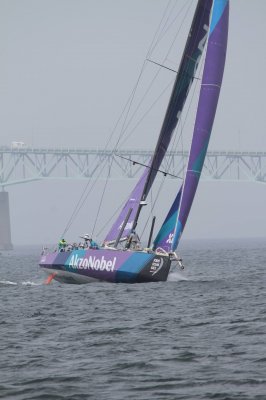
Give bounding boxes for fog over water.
[0,0,266,246]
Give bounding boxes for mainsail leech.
[171,0,229,251]
[105,0,213,243]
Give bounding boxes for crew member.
[80,234,99,249]
[58,238,67,252]
[125,230,140,250]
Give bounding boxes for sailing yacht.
[39,0,229,284]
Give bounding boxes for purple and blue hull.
[39,249,171,284]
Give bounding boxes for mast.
[131,0,213,232]
[171,0,229,251]
[104,0,213,244]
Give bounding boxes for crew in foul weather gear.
[58,238,67,252]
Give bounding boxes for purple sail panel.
[172,0,229,251]
[104,168,148,243]
[105,0,213,243]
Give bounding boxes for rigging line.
[139,185,154,242]
[140,1,196,151]
[60,83,140,237]
[61,181,92,237]
[149,0,194,57]
[150,186,154,219]
[62,79,145,236]
[149,1,179,55]
[138,62,208,239]
[96,3,172,152]
[139,7,210,238]
[142,125,183,237]
[140,175,167,239]
[118,65,166,145]
[62,61,151,236]
[61,159,108,235]
[62,46,164,235]
[159,44,206,180]
[95,191,132,238]
[92,161,112,236]
[179,113,186,181]
[117,0,195,148]
[115,154,183,179]
[114,62,147,150]
[146,0,173,60]
[116,1,193,146]
[114,1,175,150]
[178,47,206,144]
[147,59,177,73]
[159,0,195,70]
[61,2,178,237]
[60,2,195,239]
[150,1,179,54]
[140,121,183,237]
[146,52,206,232]
[119,79,173,148]
[121,63,198,239]
[139,121,184,239]
[63,66,157,236]
[137,3,210,239]
[62,155,110,236]
[110,0,180,151]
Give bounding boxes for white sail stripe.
[187,169,201,174]
[201,83,221,88]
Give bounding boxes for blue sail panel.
[153,187,182,252]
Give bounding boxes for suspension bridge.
[1,146,266,249]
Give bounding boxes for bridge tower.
[0,191,13,250]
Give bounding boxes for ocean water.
[0,239,266,400]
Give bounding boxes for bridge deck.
[1,146,266,186]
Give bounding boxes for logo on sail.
[166,233,174,244]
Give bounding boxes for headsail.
[171,0,229,251]
[152,186,182,252]
[104,0,213,244]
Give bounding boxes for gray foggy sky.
[0,0,266,246]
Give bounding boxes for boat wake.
[22,281,43,286]
[167,271,188,282]
[0,279,44,286]
[0,280,18,286]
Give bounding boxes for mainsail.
[105,0,213,244]
[170,0,229,251]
